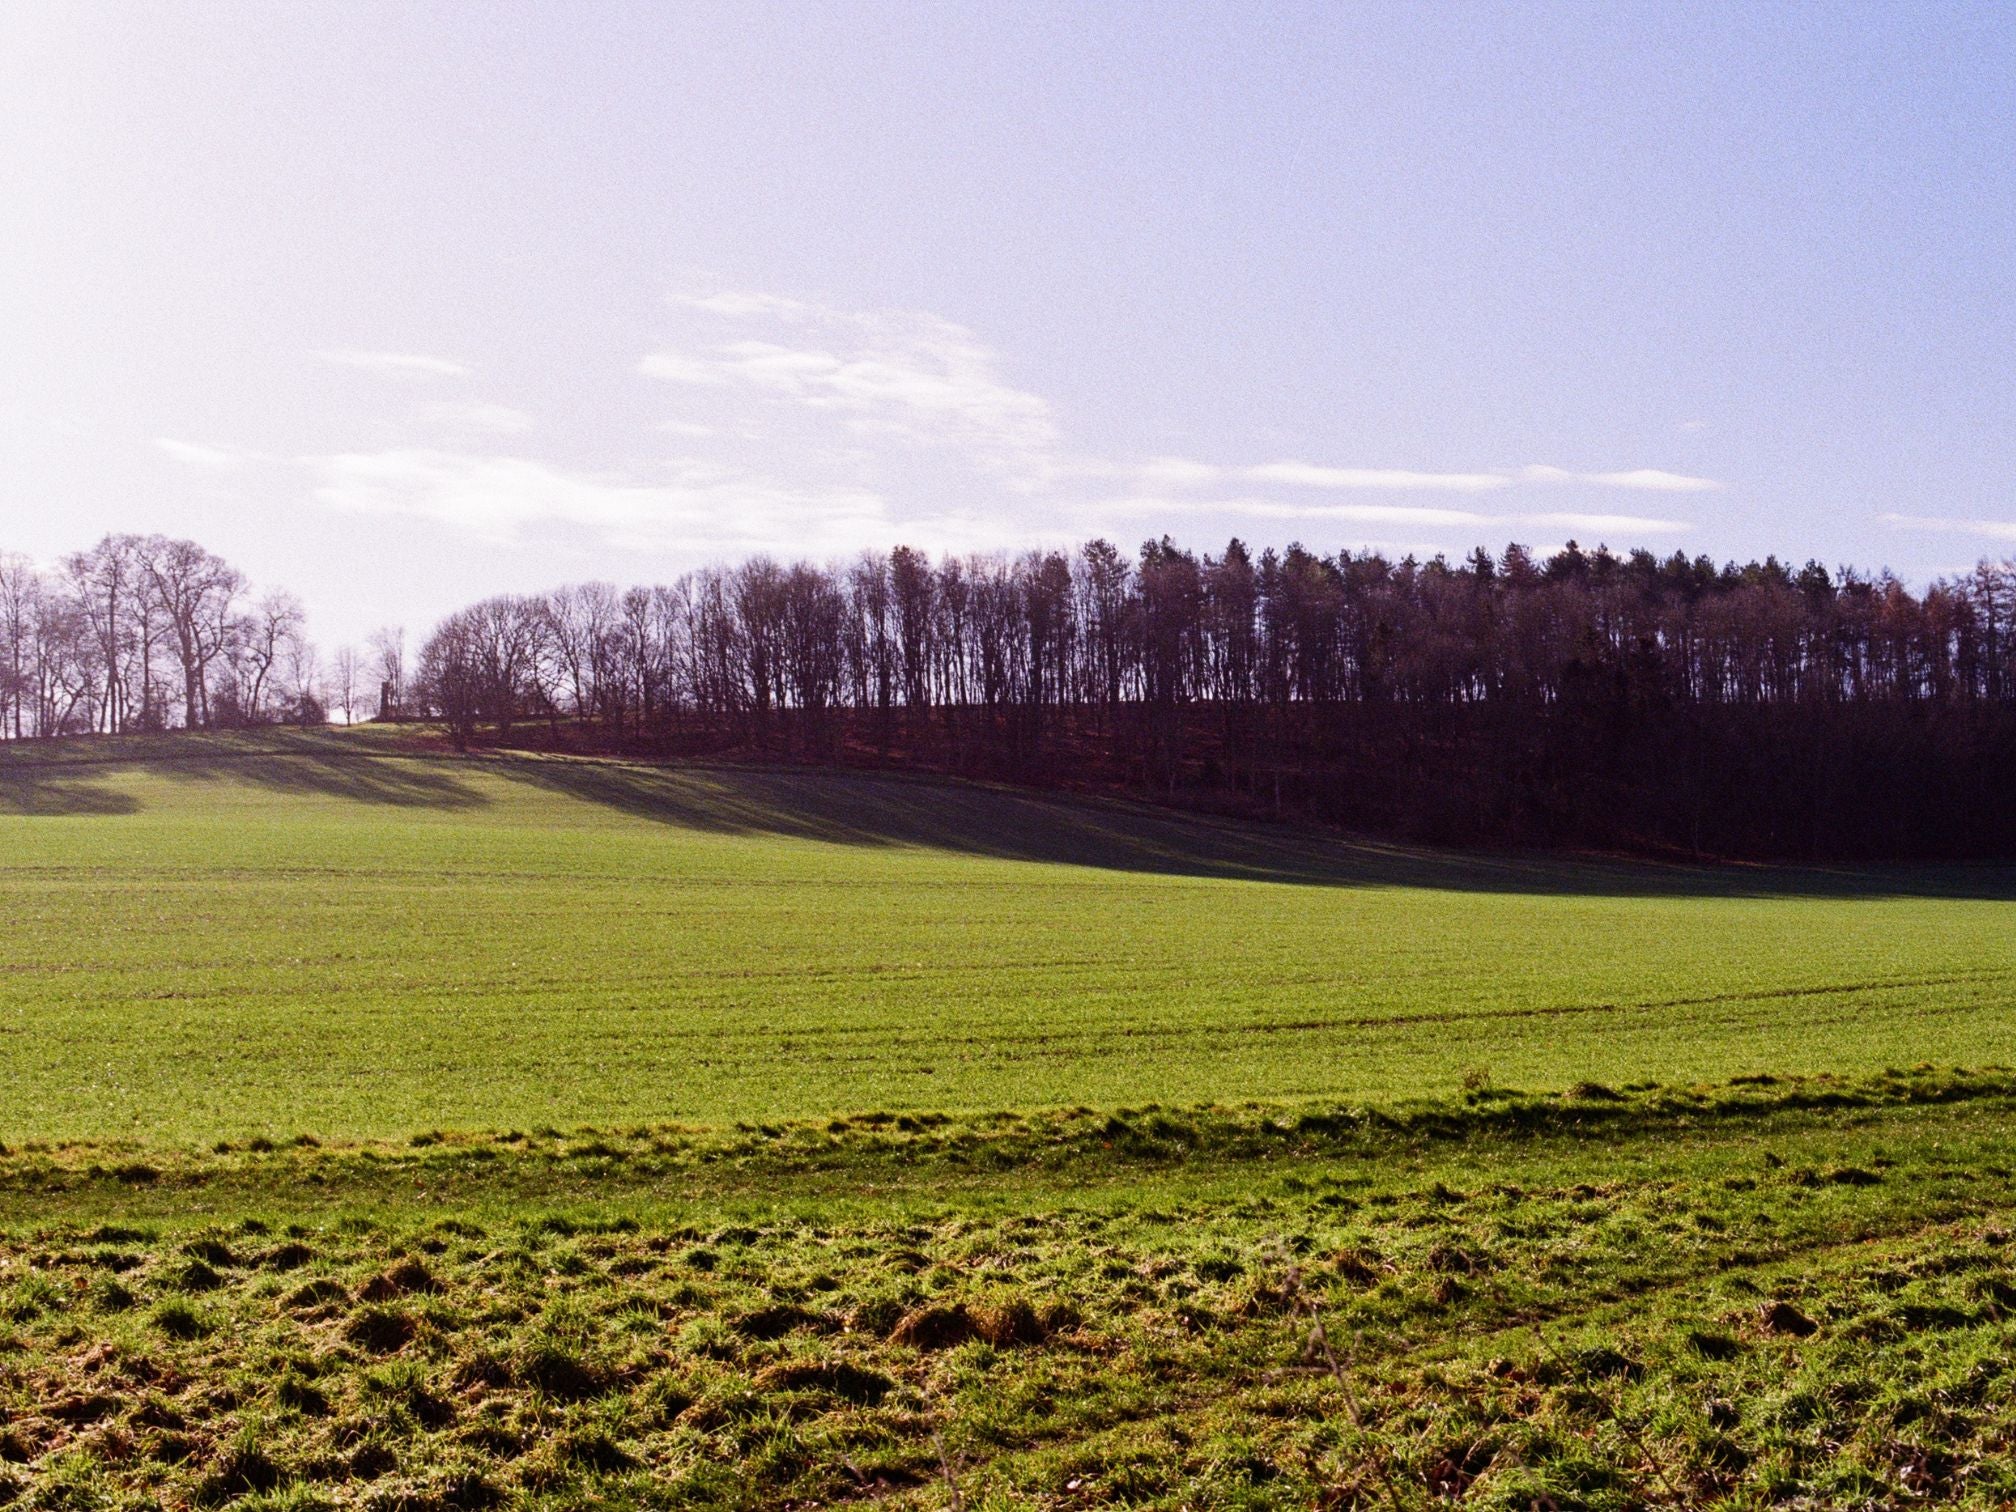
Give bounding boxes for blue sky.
[2,1,2011,647]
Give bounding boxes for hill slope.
[2,730,2011,1145]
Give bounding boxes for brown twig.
[1299,1280,1410,1512]
[932,1430,965,1512]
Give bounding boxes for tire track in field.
[609,966,2016,1060]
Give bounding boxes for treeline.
[9,532,2016,859]
[413,538,2016,860]
[0,536,367,737]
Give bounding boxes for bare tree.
[233,592,307,723]
[0,552,37,739]
[62,535,142,733]
[141,537,245,728]
[465,596,546,737]
[283,628,323,725]
[332,645,361,726]
[367,626,406,720]
[542,582,622,726]
[416,609,483,750]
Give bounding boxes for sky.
[2,1,2012,650]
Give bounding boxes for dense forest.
[7,532,2016,860]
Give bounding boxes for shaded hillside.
[423,696,2016,865]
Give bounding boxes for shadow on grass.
[6,731,2014,899]
[0,773,143,817]
[136,748,489,809]
[0,730,487,812]
[487,753,2016,901]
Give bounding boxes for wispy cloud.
[1094,496,1688,537]
[1520,511,1689,534]
[294,286,1715,565]
[1880,512,2016,543]
[308,448,885,556]
[1122,456,1226,490]
[1520,465,1720,492]
[641,296,1057,458]
[308,447,1050,560]
[312,349,472,379]
[1095,496,1495,528]
[415,401,534,435]
[635,352,729,386]
[1247,462,1510,492]
[155,438,265,469]
[1085,457,1719,495]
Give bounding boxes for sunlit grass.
[2,729,2012,1144]
[5,1071,2016,1508]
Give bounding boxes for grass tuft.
[150,1296,211,1339]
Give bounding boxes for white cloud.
[1092,496,1689,537]
[1521,464,1720,492]
[1246,461,1511,492]
[1880,512,2016,543]
[640,299,1057,458]
[307,447,1053,562]
[289,287,1717,569]
[636,351,731,386]
[154,437,263,469]
[308,448,909,557]
[633,286,1718,557]
[1094,495,1496,528]
[1584,468,1720,492]
[416,401,534,435]
[1519,512,1689,534]
[312,349,472,379]
[1083,457,1718,495]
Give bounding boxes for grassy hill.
[1,728,2012,1145]
[4,732,2016,1508]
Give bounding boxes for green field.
[1,731,2012,1144]
[5,734,2016,1509]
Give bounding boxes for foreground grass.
[6,1068,2016,1508]
[7,737,2016,1505]
[3,731,2015,1141]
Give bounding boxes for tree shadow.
[6,734,2012,899]
[487,754,2016,901]
[133,749,490,809]
[0,772,143,817]
[0,732,487,812]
